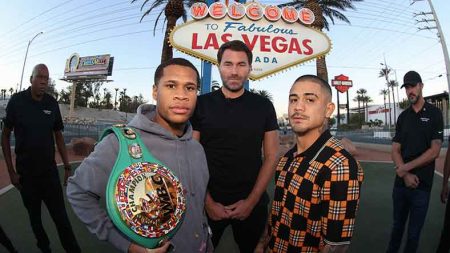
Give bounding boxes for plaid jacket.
[269,131,364,252]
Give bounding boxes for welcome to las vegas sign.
[169,1,332,81]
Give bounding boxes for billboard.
[170,1,331,81]
[64,53,114,80]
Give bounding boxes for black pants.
[208,202,267,253]
[437,194,450,253]
[20,172,80,253]
[0,225,16,253]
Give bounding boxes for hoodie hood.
[128,104,192,141]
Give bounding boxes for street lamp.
[123,88,128,121]
[19,31,44,91]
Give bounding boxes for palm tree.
[102,91,113,109]
[353,88,371,126]
[379,67,393,126]
[8,87,14,97]
[380,89,389,126]
[250,88,274,102]
[131,0,203,63]
[388,79,398,123]
[279,0,362,82]
[352,94,361,113]
[353,90,363,126]
[256,90,273,102]
[362,94,372,123]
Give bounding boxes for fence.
[0,122,113,146]
[281,128,450,147]
[2,122,449,147]
[334,129,449,147]
[62,123,112,143]
[334,130,395,145]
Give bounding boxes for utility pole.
[413,0,450,124]
[114,88,119,110]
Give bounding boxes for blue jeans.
[437,193,450,253]
[386,186,431,253]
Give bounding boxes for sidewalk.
[352,142,446,176]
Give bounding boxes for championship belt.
[102,125,186,249]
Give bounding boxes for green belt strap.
[101,124,184,249]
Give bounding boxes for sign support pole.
[337,92,340,127]
[69,81,77,118]
[346,91,350,124]
[201,61,212,95]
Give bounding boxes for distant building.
[344,103,402,126]
[366,103,402,125]
[424,92,449,126]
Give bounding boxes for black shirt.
[191,89,279,204]
[4,87,64,177]
[392,102,443,191]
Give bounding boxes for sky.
[0,0,449,117]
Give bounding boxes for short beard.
[223,82,244,92]
[408,96,418,104]
[408,91,422,105]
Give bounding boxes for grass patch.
[0,162,445,252]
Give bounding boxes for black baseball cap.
[401,70,422,88]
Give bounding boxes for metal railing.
[0,122,114,146]
[2,122,449,147]
[279,128,449,147]
[62,123,112,143]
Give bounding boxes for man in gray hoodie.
[66,58,211,253]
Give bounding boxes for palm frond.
[153,10,165,35]
[133,0,196,36]
[378,68,391,78]
[280,0,361,30]
[388,80,398,88]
